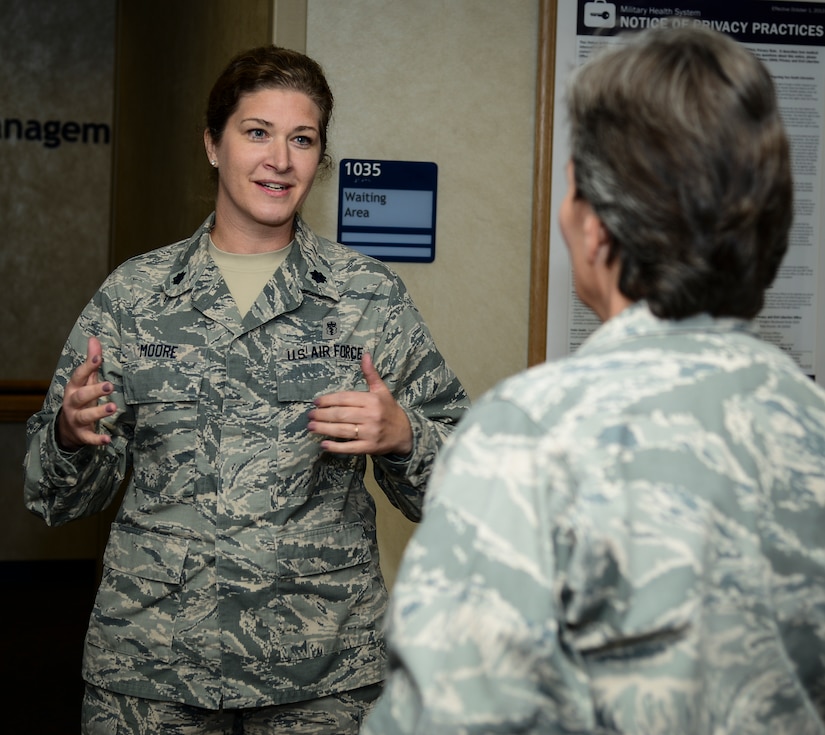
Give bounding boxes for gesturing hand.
[308,352,413,456]
[57,336,116,451]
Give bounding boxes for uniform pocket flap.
[122,360,202,404]
[276,521,371,578]
[276,359,341,402]
[103,524,188,584]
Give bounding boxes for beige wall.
[301,0,539,584]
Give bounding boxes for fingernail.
[92,355,101,365]
[105,403,115,414]
[102,383,112,393]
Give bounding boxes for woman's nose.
[266,140,290,172]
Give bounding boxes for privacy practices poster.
[546,0,825,381]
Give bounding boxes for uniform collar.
[162,212,341,303]
[578,301,757,355]
[162,213,217,298]
[286,213,341,302]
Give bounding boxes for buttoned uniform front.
[362,302,825,735]
[24,212,469,709]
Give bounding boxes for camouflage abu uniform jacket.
[23,213,469,709]
[363,302,825,735]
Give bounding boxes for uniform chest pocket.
[122,360,204,479]
[123,360,203,404]
[273,356,364,479]
[275,355,363,402]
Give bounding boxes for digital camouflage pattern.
[363,302,825,735]
[81,681,382,734]
[24,213,469,709]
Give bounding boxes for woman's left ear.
[584,211,612,265]
[203,130,216,165]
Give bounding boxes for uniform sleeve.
[370,278,470,522]
[23,285,133,527]
[362,398,593,735]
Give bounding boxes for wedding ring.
[354,424,359,439]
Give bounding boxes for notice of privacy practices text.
[546,0,825,381]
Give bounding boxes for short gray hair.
[566,24,792,319]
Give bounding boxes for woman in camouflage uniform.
[25,45,468,734]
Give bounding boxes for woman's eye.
[293,135,313,146]
[249,128,267,140]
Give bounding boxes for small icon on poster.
[584,0,616,28]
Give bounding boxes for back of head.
[566,24,792,320]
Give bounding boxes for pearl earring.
[211,160,218,167]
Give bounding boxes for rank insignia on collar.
[172,272,184,285]
[310,270,326,283]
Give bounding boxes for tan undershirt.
[208,238,292,316]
